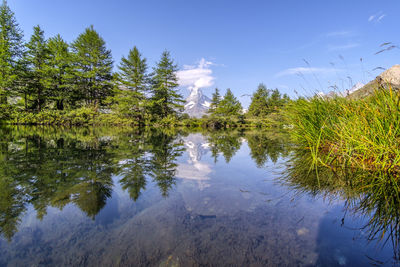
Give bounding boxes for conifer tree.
[208,87,221,115]
[45,34,71,110]
[216,88,242,116]
[248,83,270,117]
[71,26,113,107]
[150,50,184,119]
[113,46,148,120]
[0,0,23,104]
[24,25,49,111]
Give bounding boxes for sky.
[9,0,400,107]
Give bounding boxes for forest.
[0,1,289,128]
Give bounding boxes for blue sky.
[9,0,400,107]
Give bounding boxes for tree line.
[0,0,289,125]
[0,0,184,123]
[207,84,289,118]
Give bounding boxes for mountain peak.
[349,65,400,99]
[184,88,211,118]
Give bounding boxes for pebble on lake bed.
[296,227,309,236]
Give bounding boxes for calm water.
[0,126,397,266]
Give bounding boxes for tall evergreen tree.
[118,46,148,94]
[44,34,71,110]
[113,46,148,120]
[24,25,49,111]
[0,0,24,104]
[248,83,270,117]
[208,87,221,115]
[216,88,242,116]
[150,50,184,119]
[71,26,113,107]
[267,88,289,111]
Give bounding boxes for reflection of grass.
[286,86,400,175]
[284,149,400,261]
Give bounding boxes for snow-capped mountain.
[317,82,365,98]
[341,82,364,97]
[184,88,211,118]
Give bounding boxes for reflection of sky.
[0,133,396,266]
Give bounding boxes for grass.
[285,85,400,176]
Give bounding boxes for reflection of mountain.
[176,134,212,190]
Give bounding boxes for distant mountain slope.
[316,82,364,98]
[349,65,400,99]
[184,88,211,118]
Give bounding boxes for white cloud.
[275,67,341,78]
[378,14,386,21]
[177,58,215,91]
[327,43,360,51]
[369,12,386,22]
[368,15,376,22]
[326,31,353,37]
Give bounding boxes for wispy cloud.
[326,31,353,38]
[327,43,360,51]
[369,11,386,22]
[275,67,341,78]
[177,58,215,91]
[377,14,386,21]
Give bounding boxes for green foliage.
[0,0,23,104]
[214,88,242,117]
[44,34,72,110]
[286,86,400,175]
[70,25,113,107]
[24,25,50,112]
[248,84,289,117]
[150,50,184,119]
[111,46,148,121]
[208,87,221,114]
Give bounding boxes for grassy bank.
[4,107,287,129]
[286,86,400,176]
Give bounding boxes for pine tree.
[24,25,49,112]
[0,0,24,104]
[216,88,242,116]
[266,89,289,113]
[248,83,270,117]
[113,46,148,120]
[44,34,71,110]
[208,87,221,115]
[71,25,113,107]
[150,50,184,119]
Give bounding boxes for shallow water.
[0,126,396,266]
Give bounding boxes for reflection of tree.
[0,126,186,240]
[0,177,26,241]
[246,130,290,166]
[148,130,184,197]
[118,134,149,201]
[0,126,116,239]
[283,149,400,262]
[206,130,243,163]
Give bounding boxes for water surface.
[0,126,396,266]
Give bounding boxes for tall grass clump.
[286,86,400,176]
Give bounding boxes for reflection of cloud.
[176,134,212,190]
[176,162,211,181]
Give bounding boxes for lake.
[0,126,397,266]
